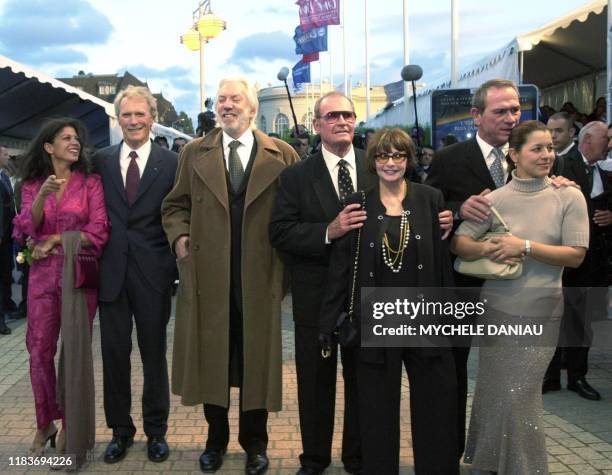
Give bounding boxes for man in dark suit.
[544,120,611,400]
[270,92,374,475]
[0,145,15,334]
[426,78,521,457]
[93,86,177,464]
[548,112,581,174]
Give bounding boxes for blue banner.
[294,25,328,55]
[292,60,311,86]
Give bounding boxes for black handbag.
[333,191,366,349]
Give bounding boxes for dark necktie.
[338,159,354,202]
[228,140,244,192]
[586,164,596,195]
[125,151,140,205]
[490,147,505,188]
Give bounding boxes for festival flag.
[292,60,311,86]
[294,25,328,55]
[296,0,340,31]
[302,52,319,63]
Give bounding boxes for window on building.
[259,115,267,133]
[274,113,289,136]
[301,112,314,133]
[98,84,116,96]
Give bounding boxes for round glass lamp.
[181,29,201,51]
[197,13,226,40]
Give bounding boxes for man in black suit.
[548,112,581,172]
[93,86,177,464]
[544,120,612,400]
[0,145,15,335]
[270,92,375,475]
[426,78,522,457]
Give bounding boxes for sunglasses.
[374,152,409,164]
[317,111,356,123]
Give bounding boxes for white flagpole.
[365,0,371,119]
[319,59,323,98]
[451,0,459,86]
[342,0,348,95]
[402,0,410,101]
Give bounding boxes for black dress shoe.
[542,378,561,394]
[147,436,169,463]
[245,453,269,475]
[296,467,322,475]
[568,378,601,401]
[8,309,26,320]
[103,435,134,463]
[199,447,226,472]
[0,318,11,335]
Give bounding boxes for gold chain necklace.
[381,211,410,273]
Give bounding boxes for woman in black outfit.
[319,128,459,474]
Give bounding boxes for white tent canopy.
[1,54,192,150]
[367,0,607,129]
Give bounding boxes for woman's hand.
[486,235,525,263]
[438,210,453,240]
[37,175,66,200]
[31,235,60,260]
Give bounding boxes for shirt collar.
[222,128,254,150]
[558,142,575,156]
[476,132,508,159]
[121,139,151,160]
[321,144,356,169]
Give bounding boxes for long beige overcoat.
[161,128,298,411]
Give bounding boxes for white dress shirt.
[120,140,151,185]
[476,132,509,182]
[222,129,254,171]
[321,144,357,198]
[582,154,604,198]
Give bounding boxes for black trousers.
[204,292,268,455]
[357,348,459,475]
[451,346,469,458]
[99,259,171,438]
[0,238,14,314]
[294,325,361,472]
[546,287,598,382]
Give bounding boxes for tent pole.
[519,51,524,85]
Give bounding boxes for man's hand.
[593,210,612,227]
[327,203,367,241]
[175,235,190,260]
[459,189,492,222]
[438,210,453,240]
[550,175,579,190]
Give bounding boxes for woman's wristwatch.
[524,239,532,256]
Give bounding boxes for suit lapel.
[132,144,162,205]
[465,138,497,190]
[107,144,128,206]
[245,130,288,209]
[311,152,341,222]
[193,132,229,212]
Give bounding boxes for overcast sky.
[0,0,594,123]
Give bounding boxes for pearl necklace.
[381,211,410,273]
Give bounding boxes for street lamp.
[180,0,226,112]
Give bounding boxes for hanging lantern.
[197,13,226,40]
[181,29,202,51]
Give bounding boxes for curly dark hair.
[18,118,92,181]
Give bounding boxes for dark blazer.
[556,152,612,287]
[319,182,453,361]
[551,143,582,176]
[426,137,511,220]
[269,148,377,327]
[92,141,178,302]
[0,172,15,242]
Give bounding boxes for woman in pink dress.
[13,118,109,455]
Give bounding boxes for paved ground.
[0,292,610,474]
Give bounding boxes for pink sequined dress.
[13,171,109,430]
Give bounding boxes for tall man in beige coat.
[162,77,298,475]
